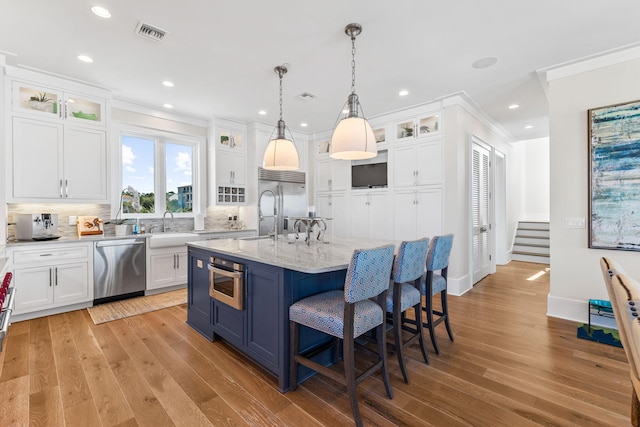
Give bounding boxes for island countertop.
[187,236,395,274]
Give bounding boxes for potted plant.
[28,92,52,111]
[403,126,414,137]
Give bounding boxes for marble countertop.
[5,229,256,247]
[188,236,396,274]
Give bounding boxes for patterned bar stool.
[386,238,430,383]
[422,234,454,354]
[289,244,395,427]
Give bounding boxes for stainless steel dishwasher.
[94,238,146,304]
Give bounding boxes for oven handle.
[208,265,244,280]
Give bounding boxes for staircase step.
[512,251,550,264]
[517,229,550,238]
[513,244,549,255]
[518,221,550,231]
[515,236,550,246]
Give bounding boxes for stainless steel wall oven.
[209,256,244,310]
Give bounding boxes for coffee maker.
[15,213,60,241]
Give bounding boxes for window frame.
[112,123,206,220]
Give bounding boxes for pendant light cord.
[279,69,284,121]
[351,32,357,95]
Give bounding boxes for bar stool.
[289,244,395,427]
[422,234,454,354]
[386,237,430,383]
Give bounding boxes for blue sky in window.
[122,136,192,194]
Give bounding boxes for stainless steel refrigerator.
[258,167,307,237]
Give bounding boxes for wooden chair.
[386,237,430,383]
[422,234,454,354]
[289,244,395,427]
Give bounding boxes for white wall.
[442,99,518,295]
[547,49,640,322]
[518,137,550,221]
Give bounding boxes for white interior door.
[472,139,492,284]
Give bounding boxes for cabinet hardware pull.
[60,179,63,198]
[65,179,69,198]
[176,255,179,270]
[58,100,63,118]
[39,253,54,257]
[55,267,58,286]
[49,268,53,287]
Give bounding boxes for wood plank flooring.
[0,261,631,426]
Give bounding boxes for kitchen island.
[186,236,395,392]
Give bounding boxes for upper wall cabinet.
[394,112,441,143]
[4,66,111,203]
[217,127,245,151]
[12,82,106,127]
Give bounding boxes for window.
[118,127,203,218]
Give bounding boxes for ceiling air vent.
[135,21,167,42]
[297,92,316,101]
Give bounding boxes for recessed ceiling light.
[508,104,520,110]
[524,123,533,129]
[77,55,93,63]
[472,56,498,69]
[258,110,267,115]
[163,103,173,109]
[300,123,308,127]
[91,6,111,18]
[162,81,174,87]
[399,90,409,96]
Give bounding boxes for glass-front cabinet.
[12,82,106,126]
[217,128,244,151]
[395,112,441,142]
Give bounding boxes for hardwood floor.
[0,261,631,426]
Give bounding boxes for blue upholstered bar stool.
[422,234,454,354]
[386,238,430,383]
[289,244,395,427]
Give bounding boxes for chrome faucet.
[162,211,174,232]
[258,189,278,240]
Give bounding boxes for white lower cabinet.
[148,247,188,291]
[394,188,443,241]
[351,191,392,240]
[8,243,92,317]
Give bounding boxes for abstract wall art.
[589,99,640,250]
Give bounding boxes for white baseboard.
[547,294,588,323]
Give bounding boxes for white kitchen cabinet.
[316,192,349,238]
[7,243,93,318]
[216,150,245,186]
[394,112,441,142]
[11,80,107,127]
[217,127,245,151]
[11,116,107,201]
[147,246,189,292]
[393,188,443,242]
[393,140,443,188]
[351,191,392,240]
[315,157,351,192]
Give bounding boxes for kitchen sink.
[148,232,200,248]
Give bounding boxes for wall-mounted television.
[351,162,388,188]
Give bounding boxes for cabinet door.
[12,81,62,118]
[351,193,370,238]
[187,249,214,339]
[12,117,63,199]
[368,192,393,240]
[415,141,443,185]
[247,265,281,369]
[63,127,107,200]
[64,92,106,126]
[393,144,417,188]
[175,252,188,284]
[330,192,350,238]
[394,190,418,241]
[149,253,177,289]
[331,159,351,191]
[315,159,331,192]
[217,151,245,186]
[213,301,245,348]
[217,128,244,151]
[12,266,55,314]
[54,262,90,305]
[415,188,443,238]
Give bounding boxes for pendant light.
[330,23,377,160]
[263,65,300,170]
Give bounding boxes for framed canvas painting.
[589,99,640,250]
